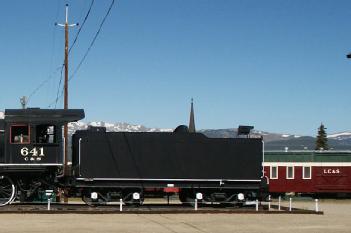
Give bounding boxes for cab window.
[36,125,56,144]
[10,125,30,144]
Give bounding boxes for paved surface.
[0,199,350,233]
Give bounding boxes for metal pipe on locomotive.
[0,108,268,206]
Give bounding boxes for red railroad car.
[263,151,351,195]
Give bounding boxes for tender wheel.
[82,194,96,206]
[82,191,107,206]
[0,176,16,206]
[122,191,144,206]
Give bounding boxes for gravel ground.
[0,199,350,233]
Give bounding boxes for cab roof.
[4,108,85,124]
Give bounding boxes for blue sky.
[0,0,351,136]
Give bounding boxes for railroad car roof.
[4,108,85,123]
[264,151,351,162]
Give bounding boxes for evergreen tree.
[315,123,328,150]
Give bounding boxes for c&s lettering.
[20,147,45,161]
[323,168,340,174]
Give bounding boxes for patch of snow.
[0,111,3,119]
[159,128,173,132]
[89,122,99,127]
[328,132,351,138]
[281,134,291,138]
[104,122,114,128]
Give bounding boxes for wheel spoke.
[1,185,11,189]
[0,177,15,206]
[0,189,11,196]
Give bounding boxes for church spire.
[189,98,196,133]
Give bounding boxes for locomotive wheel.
[0,176,16,206]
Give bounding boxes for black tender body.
[72,130,263,182]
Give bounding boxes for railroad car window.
[270,166,278,179]
[10,125,30,144]
[36,125,56,143]
[286,166,294,179]
[303,166,311,179]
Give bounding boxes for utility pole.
[56,4,78,203]
[56,4,79,177]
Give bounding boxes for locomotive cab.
[1,108,84,166]
[0,108,84,206]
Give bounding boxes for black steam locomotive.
[0,108,267,206]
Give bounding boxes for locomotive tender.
[0,108,267,206]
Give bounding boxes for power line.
[69,0,95,54]
[54,64,65,108]
[48,88,63,108]
[69,0,115,81]
[27,66,62,103]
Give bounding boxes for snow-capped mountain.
[199,128,301,142]
[67,122,306,145]
[327,132,351,140]
[68,121,173,134]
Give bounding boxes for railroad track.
[0,203,323,214]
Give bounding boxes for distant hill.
[200,129,351,150]
[263,136,351,151]
[199,128,301,142]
